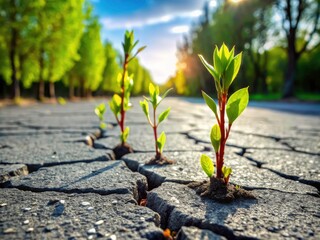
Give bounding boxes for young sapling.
[94,103,107,131]
[109,30,146,158]
[86,103,107,146]
[140,83,173,165]
[195,44,254,202]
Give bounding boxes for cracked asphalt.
[0,97,319,239]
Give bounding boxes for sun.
[230,0,243,3]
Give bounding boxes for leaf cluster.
[122,30,146,62]
[109,72,134,118]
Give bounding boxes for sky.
[91,0,218,84]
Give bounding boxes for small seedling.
[140,83,172,163]
[94,103,106,130]
[199,44,249,184]
[109,30,146,146]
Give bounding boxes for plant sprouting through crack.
[140,83,173,164]
[199,44,249,184]
[94,103,106,130]
[109,30,146,146]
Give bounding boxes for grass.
[250,92,320,101]
[250,93,281,101]
[296,93,320,101]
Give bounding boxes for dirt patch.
[113,143,134,159]
[188,177,255,203]
[145,154,174,165]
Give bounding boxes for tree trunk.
[69,77,74,99]
[9,1,19,100]
[80,78,85,97]
[38,48,45,100]
[86,88,92,98]
[283,47,297,98]
[10,28,19,100]
[49,81,55,99]
[260,52,269,94]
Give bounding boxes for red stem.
[120,54,128,145]
[217,93,227,179]
[153,107,159,157]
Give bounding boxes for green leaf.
[161,88,173,100]
[198,55,219,81]
[130,40,139,53]
[155,85,160,96]
[100,122,107,130]
[149,83,161,107]
[137,45,146,54]
[157,132,166,153]
[121,127,130,143]
[156,88,172,107]
[226,87,249,124]
[200,154,214,177]
[95,103,106,120]
[113,94,122,106]
[202,91,218,117]
[149,83,155,97]
[210,124,221,153]
[222,166,232,178]
[220,43,230,70]
[95,109,102,120]
[123,96,132,111]
[213,46,223,76]
[224,52,242,90]
[149,83,157,105]
[158,107,171,124]
[228,46,235,63]
[140,100,149,118]
[124,74,134,93]
[109,94,121,116]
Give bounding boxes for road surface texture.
[0,97,319,239]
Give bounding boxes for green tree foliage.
[71,14,105,97]
[101,42,121,93]
[39,0,84,99]
[0,0,45,99]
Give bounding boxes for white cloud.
[101,10,203,30]
[209,0,217,8]
[170,25,190,34]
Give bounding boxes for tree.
[70,13,105,98]
[101,42,120,94]
[0,0,44,100]
[38,0,84,99]
[276,0,320,98]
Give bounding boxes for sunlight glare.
[230,0,242,3]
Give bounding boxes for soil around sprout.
[145,154,174,165]
[113,143,134,159]
[188,177,256,203]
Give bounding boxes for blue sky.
[91,0,218,84]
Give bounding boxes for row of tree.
[165,0,320,98]
[0,0,153,100]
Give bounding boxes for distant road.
[181,97,320,116]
